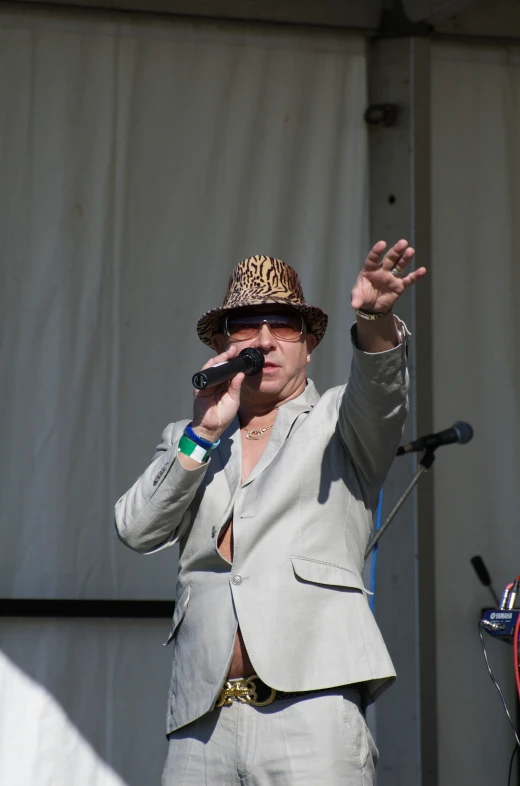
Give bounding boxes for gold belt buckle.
[216,676,277,708]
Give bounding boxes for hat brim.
[196,298,328,347]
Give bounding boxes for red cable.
[514,602,520,701]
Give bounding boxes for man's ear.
[305,333,317,359]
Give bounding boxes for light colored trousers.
[161,687,378,785]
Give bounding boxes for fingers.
[365,239,415,273]
[364,239,420,281]
[228,371,245,396]
[365,241,387,268]
[383,239,415,271]
[401,266,427,286]
[200,344,237,371]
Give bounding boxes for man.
[115,242,426,785]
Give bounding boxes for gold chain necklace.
[244,424,275,441]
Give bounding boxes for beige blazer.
[115,327,410,734]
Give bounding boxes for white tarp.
[0,6,368,602]
[432,40,520,786]
[0,620,169,786]
[0,6,368,785]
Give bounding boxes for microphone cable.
[507,745,518,786]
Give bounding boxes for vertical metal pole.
[367,35,436,786]
[411,36,437,786]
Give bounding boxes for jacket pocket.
[290,556,370,594]
[163,584,191,646]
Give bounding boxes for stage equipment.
[192,347,264,390]
[365,421,474,558]
[479,572,520,649]
[476,566,520,784]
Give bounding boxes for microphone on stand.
[366,420,473,559]
[470,555,500,607]
[192,347,264,390]
[397,421,473,456]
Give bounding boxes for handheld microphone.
[192,348,264,390]
[396,421,473,455]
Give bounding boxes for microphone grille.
[454,421,474,445]
[239,347,265,375]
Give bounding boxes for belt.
[215,675,352,709]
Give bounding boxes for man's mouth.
[262,361,279,373]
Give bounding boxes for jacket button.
[231,575,242,586]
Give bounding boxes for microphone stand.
[364,449,436,560]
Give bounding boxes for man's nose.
[252,322,276,350]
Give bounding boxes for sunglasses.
[225,312,305,342]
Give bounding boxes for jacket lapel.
[241,380,319,487]
[217,416,242,523]
[216,380,320,505]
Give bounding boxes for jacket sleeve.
[114,421,209,554]
[337,318,410,488]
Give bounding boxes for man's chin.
[243,377,285,397]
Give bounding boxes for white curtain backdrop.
[0,6,368,602]
[0,6,368,785]
[432,41,520,786]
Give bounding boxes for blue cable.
[369,489,383,612]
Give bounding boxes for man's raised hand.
[350,239,427,314]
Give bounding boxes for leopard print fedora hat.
[197,255,328,347]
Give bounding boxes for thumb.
[350,286,364,310]
[228,372,245,397]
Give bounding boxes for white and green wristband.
[178,434,211,463]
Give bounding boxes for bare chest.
[217,431,272,562]
[219,430,273,678]
[240,430,272,484]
